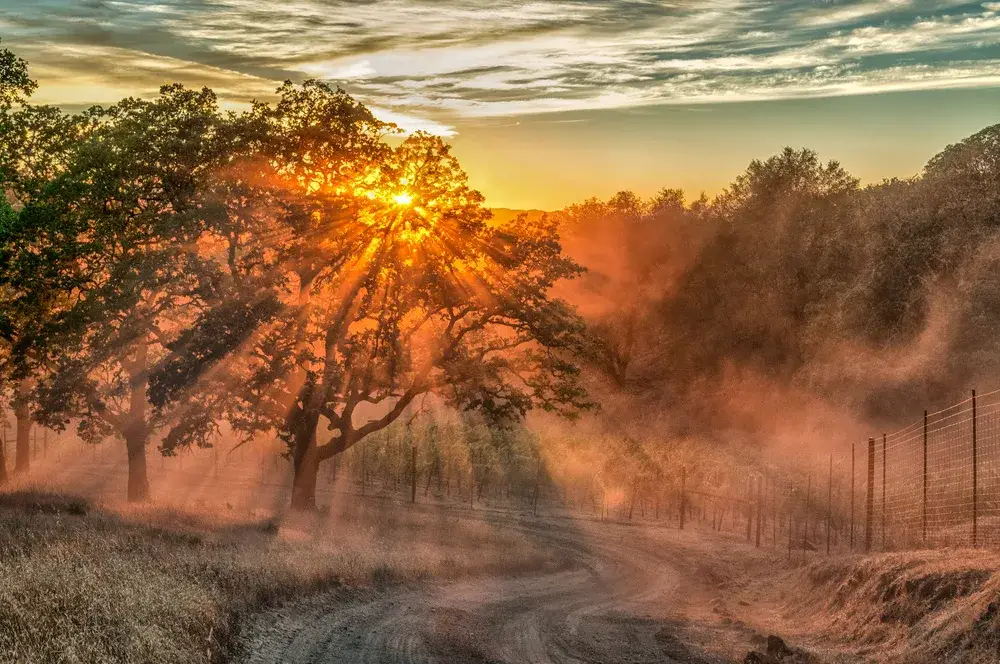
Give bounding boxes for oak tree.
[152,86,592,509]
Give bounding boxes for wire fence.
[860,389,1000,551]
[6,391,999,555]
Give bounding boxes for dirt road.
[242,511,779,664]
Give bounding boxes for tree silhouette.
[151,85,592,508]
[0,44,82,480]
[2,83,227,500]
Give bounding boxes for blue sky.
[3,0,1000,207]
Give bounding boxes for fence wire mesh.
[860,389,1000,550]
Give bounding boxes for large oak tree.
[152,84,592,509]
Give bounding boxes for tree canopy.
[0,50,592,506]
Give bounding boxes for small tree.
[153,88,592,509]
[0,44,80,478]
[2,81,227,501]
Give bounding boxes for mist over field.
[554,132,1000,450]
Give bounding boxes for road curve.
[243,513,761,664]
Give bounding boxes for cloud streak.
[3,0,1000,131]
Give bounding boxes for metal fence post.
[787,482,793,560]
[756,475,762,548]
[827,454,833,555]
[973,389,978,547]
[866,437,875,552]
[923,410,928,545]
[850,442,855,550]
[882,433,887,550]
[679,466,686,530]
[411,440,417,504]
[361,445,367,497]
[803,475,811,562]
[772,477,777,546]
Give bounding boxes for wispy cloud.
[3,0,1000,132]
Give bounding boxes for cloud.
[4,0,1000,123]
[368,106,457,136]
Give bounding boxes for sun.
[393,192,413,206]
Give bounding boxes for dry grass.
[769,549,1000,663]
[0,490,567,663]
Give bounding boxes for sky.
[2,0,1000,209]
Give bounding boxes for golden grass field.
[0,489,568,664]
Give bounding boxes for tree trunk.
[14,380,30,474]
[289,394,327,511]
[124,340,151,502]
[290,407,322,511]
[292,450,320,511]
[125,430,149,502]
[0,412,7,485]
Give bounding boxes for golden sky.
[4,0,1000,209]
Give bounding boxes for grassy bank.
[0,491,566,663]
[765,550,1000,663]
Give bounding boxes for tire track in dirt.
[243,514,758,664]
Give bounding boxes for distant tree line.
[560,129,1000,439]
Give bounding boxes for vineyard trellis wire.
[861,388,1000,550]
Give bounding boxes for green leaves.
[0,46,593,482]
[0,45,35,110]
[149,294,284,412]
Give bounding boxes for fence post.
[923,410,928,545]
[973,389,978,547]
[756,475,762,548]
[772,477,777,546]
[679,466,686,530]
[787,482,794,560]
[803,475,811,562]
[529,453,540,515]
[827,454,833,555]
[411,440,417,504]
[866,437,875,552]
[850,442,855,550]
[746,476,753,542]
[882,433,887,551]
